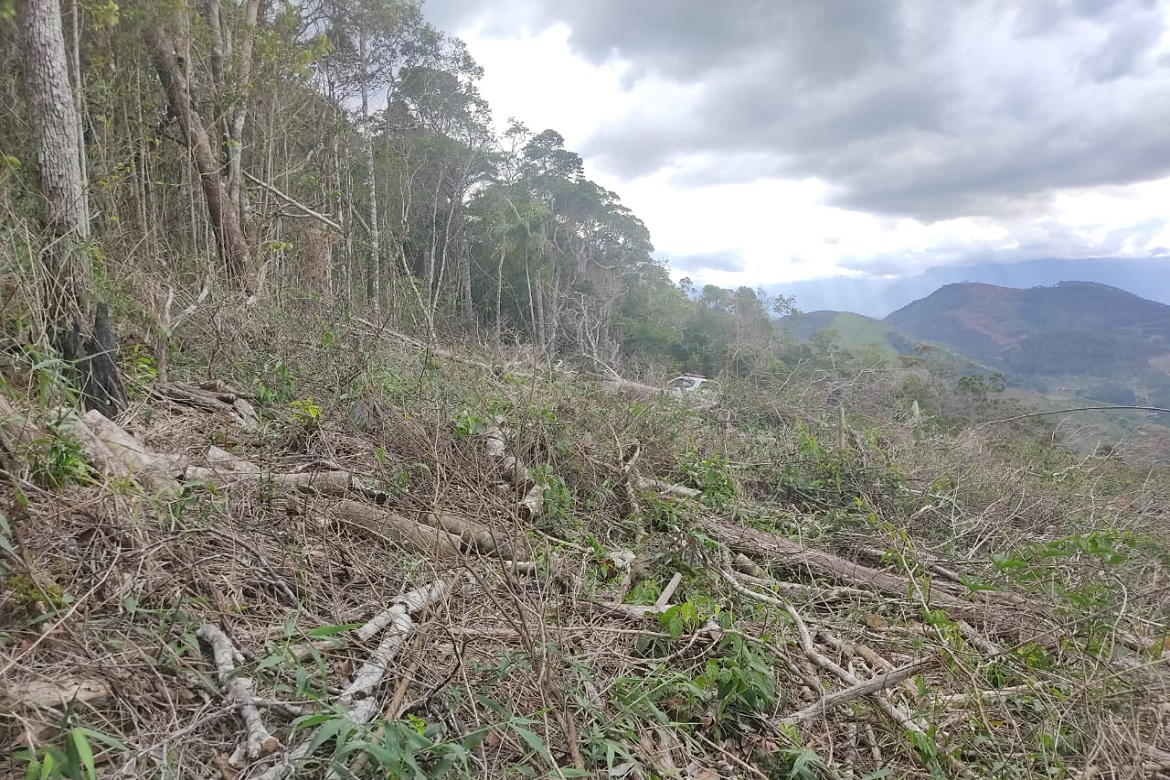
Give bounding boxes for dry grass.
[2,302,1169,779]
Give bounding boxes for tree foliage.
[0,0,797,381]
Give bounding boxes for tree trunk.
[225,0,261,230]
[145,21,254,294]
[18,0,126,418]
[359,26,381,313]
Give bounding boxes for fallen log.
[704,517,1054,645]
[421,510,513,558]
[60,412,129,480]
[705,517,927,598]
[481,420,546,521]
[285,496,463,562]
[80,410,183,494]
[2,677,111,710]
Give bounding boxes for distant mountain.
[767,257,1170,318]
[784,310,919,360]
[884,281,1170,403]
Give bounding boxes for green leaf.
[307,715,353,755]
[69,728,96,780]
[37,750,54,780]
[361,742,399,769]
[74,727,127,752]
[307,622,361,638]
[293,712,338,729]
[15,749,41,780]
[508,724,551,765]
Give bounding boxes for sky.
[420,0,1170,291]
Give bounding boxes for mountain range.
[767,257,1170,318]
[786,280,1170,407]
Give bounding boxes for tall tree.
[17,0,126,416]
[385,40,494,331]
[313,0,434,312]
[206,0,262,231]
[145,12,255,294]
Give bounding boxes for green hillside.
[784,310,919,360]
[885,281,1170,404]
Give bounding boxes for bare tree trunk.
[459,243,474,325]
[494,245,505,345]
[67,0,88,228]
[145,22,254,294]
[18,0,126,417]
[339,135,354,307]
[226,0,260,230]
[359,26,381,314]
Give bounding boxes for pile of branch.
[197,578,455,778]
[481,419,546,521]
[151,380,259,429]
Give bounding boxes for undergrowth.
[1,298,1168,779]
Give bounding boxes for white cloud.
[433,1,1170,289]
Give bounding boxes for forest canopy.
[1,0,795,379]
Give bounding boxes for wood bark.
[17,0,126,417]
[220,0,261,231]
[358,26,382,312]
[705,517,1060,646]
[145,21,254,294]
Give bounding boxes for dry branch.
[244,171,341,232]
[152,381,257,428]
[197,623,279,759]
[934,684,1033,706]
[257,578,454,780]
[784,604,975,778]
[634,473,701,499]
[656,572,684,607]
[781,659,933,725]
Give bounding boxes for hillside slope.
[769,257,1170,317]
[784,311,919,360]
[2,303,1169,779]
[885,281,1170,398]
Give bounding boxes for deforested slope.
[2,302,1169,779]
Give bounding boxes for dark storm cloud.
[670,252,746,273]
[424,0,1170,224]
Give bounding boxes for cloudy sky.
[422,0,1170,289]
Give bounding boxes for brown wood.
[145,22,254,293]
[704,517,1053,645]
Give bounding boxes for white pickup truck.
[665,375,720,400]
